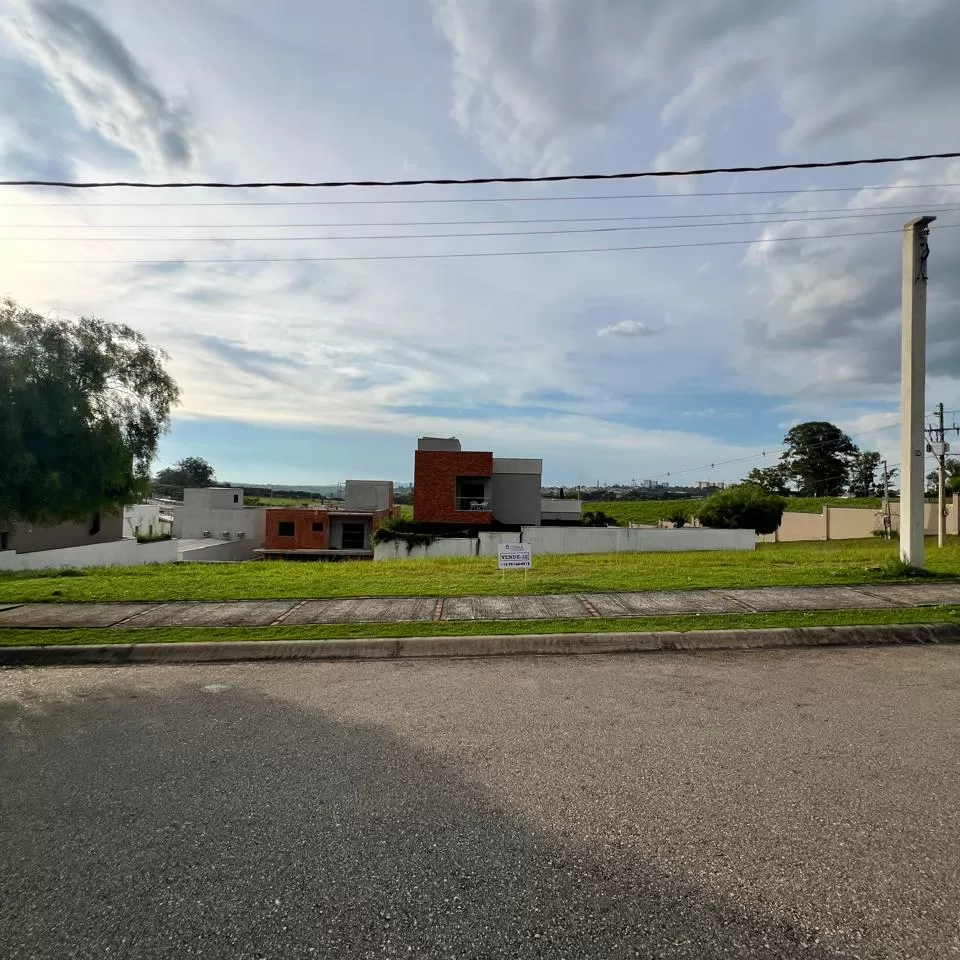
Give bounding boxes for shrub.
[582,510,620,527]
[372,517,437,552]
[698,485,786,535]
[665,509,688,528]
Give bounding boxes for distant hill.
[226,483,341,498]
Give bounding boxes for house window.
[278,521,295,537]
[456,478,489,511]
[233,494,239,503]
[341,523,366,549]
[312,522,324,533]
[89,512,101,536]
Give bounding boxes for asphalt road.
[2,647,959,959]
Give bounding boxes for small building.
[0,510,177,570]
[1,510,124,554]
[257,480,395,560]
[171,487,267,562]
[413,437,578,528]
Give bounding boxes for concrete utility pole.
[899,216,935,567]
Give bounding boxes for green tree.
[846,450,883,497]
[926,458,960,494]
[781,421,857,496]
[156,456,217,488]
[743,464,792,496]
[0,299,178,528]
[698,485,786,535]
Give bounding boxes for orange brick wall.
[414,450,493,525]
[264,508,329,550]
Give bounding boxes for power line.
[647,422,904,483]
[12,202,960,231]
[5,182,960,208]
[7,223,959,266]
[9,223,960,266]
[9,208,959,244]
[4,151,960,190]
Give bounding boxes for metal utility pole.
[926,401,958,547]
[882,459,892,539]
[900,216,935,567]
[936,402,946,548]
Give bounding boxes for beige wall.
[762,511,826,543]
[758,496,959,543]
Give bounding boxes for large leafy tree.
[781,421,857,496]
[0,299,178,528]
[846,450,884,497]
[156,457,216,488]
[744,464,792,496]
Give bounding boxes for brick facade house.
[413,438,543,529]
[257,481,395,560]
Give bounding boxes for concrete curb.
[2,623,959,666]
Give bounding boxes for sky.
[3,0,960,486]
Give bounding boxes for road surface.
[2,646,959,958]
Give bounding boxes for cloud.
[431,0,791,172]
[778,1,960,151]
[597,320,659,339]
[5,0,194,170]
[661,56,762,126]
[189,334,311,381]
[738,164,960,399]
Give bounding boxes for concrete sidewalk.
[1,581,959,629]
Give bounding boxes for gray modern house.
[412,437,578,527]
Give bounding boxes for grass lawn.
[2,605,958,647]
[0,537,959,604]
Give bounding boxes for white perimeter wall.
[0,538,177,571]
[178,539,261,562]
[514,526,755,555]
[375,527,753,560]
[374,538,477,561]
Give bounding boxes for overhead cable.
[3,151,960,190]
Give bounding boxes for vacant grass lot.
[0,538,958,604]
[592,496,887,526]
[1,605,958,647]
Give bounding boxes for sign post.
[498,543,532,586]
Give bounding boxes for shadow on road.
[1,679,847,959]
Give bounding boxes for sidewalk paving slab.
[123,601,298,628]
[588,590,739,617]
[0,602,154,628]
[441,595,590,621]
[719,585,902,612]
[282,597,437,625]
[852,582,960,605]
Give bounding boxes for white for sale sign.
[498,543,532,570]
